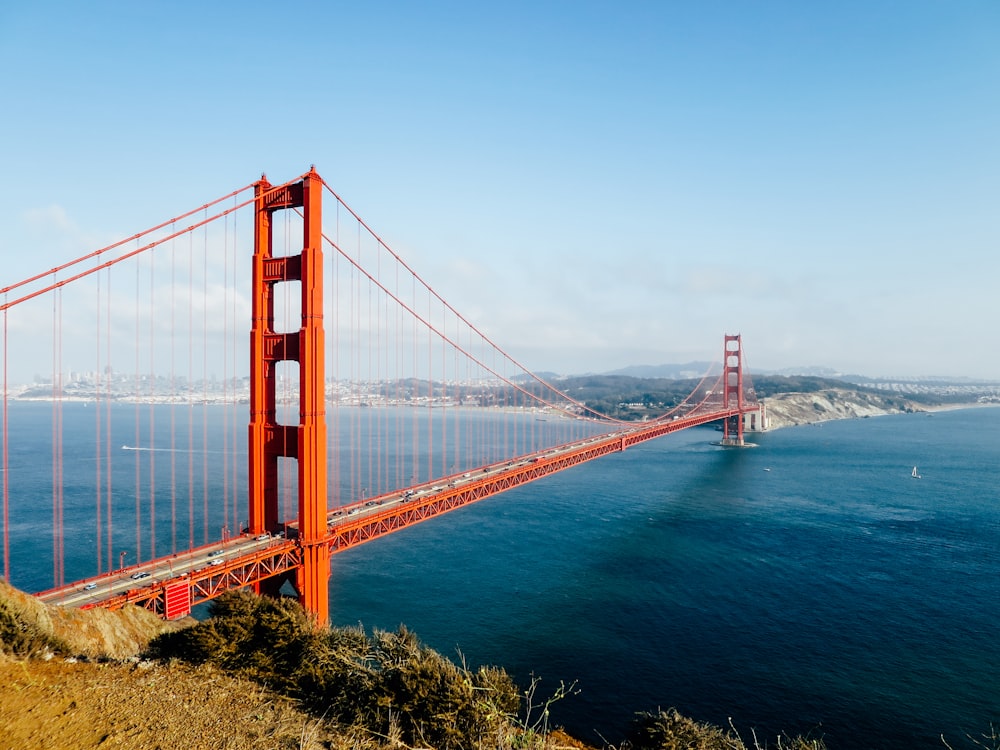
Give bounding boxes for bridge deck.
[35,407,754,617]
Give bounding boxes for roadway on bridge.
[37,413,748,612]
[37,535,278,608]
[37,427,630,608]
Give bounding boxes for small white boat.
[911,466,921,479]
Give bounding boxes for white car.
[131,572,150,580]
[84,582,97,590]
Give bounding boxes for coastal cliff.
[761,387,923,430]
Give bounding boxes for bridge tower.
[721,334,745,446]
[248,168,330,625]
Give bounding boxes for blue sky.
[1,2,998,379]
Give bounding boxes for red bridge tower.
[248,169,330,625]
[721,333,746,446]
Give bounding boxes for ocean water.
[328,408,1000,749]
[3,404,999,748]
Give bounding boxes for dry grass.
[0,579,176,660]
[0,656,337,749]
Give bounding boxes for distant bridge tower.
[721,334,746,446]
[248,168,330,625]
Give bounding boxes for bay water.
[330,407,1000,749]
[3,403,999,748]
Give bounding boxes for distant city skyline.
[1,3,998,380]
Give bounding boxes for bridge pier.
[720,414,746,447]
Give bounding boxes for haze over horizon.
[1,3,997,380]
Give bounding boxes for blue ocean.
[3,404,999,748]
[329,408,1000,749]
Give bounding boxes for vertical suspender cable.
[395,263,403,490]
[170,226,177,553]
[51,287,56,584]
[2,308,8,581]
[202,212,209,544]
[187,228,195,548]
[53,283,64,586]
[59,291,64,585]
[105,270,113,573]
[229,204,239,532]
[93,275,102,574]
[95,272,103,573]
[222,213,229,537]
[426,283,433,482]
[441,298,448,477]
[352,225,360,504]
[330,208,339,508]
[133,258,142,563]
[373,249,380,497]
[367,248,375,498]
[348,226,357,504]
[412,274,419,484]
[148,247,156,559]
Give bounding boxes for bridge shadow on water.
[328,425,773,744]
[330,411,1000,749]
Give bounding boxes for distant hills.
[600,363,999,386]
[603,362,718,379]
[601,362,852,380]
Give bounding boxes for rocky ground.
[761,388,927,430]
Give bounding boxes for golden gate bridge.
[1,169,761,625]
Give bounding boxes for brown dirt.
[0,656,337,750]
[0,579,177,661]
[0,655,598,750]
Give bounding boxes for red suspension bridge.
[1,169,761,626]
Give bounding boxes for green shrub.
[629,708,743,750]
[628,709,827,750]
[147,591,521,749]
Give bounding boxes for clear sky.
[1,2,997,379]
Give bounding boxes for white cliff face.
[761,388,922,429]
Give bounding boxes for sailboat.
[911,466,921,479]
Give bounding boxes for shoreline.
[759,388,997,431]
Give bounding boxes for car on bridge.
[130,572,150,580]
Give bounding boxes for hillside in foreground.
[0,657,341,750]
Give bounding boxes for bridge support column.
[249,168,330,625]
[721,334,746,447]
[298,543,331,618]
